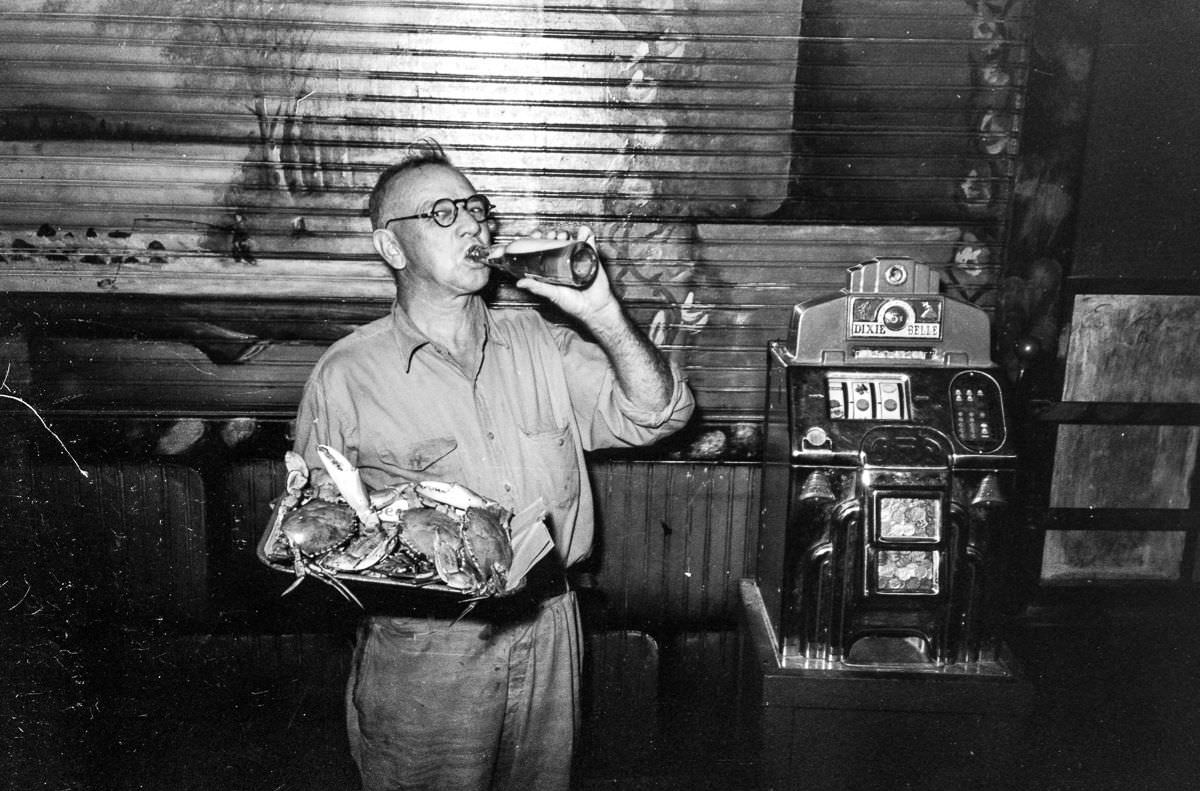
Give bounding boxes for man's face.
[384,163,492,296]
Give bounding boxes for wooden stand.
[738,580,1032,791]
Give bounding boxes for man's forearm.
[513,252,677,413]
[585,303,674,414]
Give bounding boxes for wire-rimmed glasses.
[384,194,493,228]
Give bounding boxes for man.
[291,144,694,791]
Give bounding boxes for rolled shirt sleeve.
[551,321,695,452]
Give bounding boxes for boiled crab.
[396,501,514,598]
[270,445,515,604]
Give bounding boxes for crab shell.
[396,508,464,584]
[279,499,357,556]
[397,505,513,595]
[318,519,399,573]
[459,505,513,595]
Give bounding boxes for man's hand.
[516,226,674,414]
[514,226,624,333]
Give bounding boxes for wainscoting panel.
[587,460,761,628]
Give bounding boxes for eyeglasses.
[384,194,493,229]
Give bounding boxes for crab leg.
[312,570,364,608]
[279,534,311,597]
[416,480,493,511]
[320,526,397,573]
[281,556,365,608]
[317,445,380,530]
[281,575,306,597]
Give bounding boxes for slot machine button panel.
[949,370,1006,452]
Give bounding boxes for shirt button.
[487,431,496,441]
[503,483,512,492]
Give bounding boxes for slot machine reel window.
[826,373,912,421]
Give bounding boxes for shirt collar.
[388,295,507,373]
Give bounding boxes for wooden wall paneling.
[29,337,326,415]
[684,223,966,420]
[788,0,1030,222]
[588,460,760,627]
[0,0,801,229]
[577,629,660,771]
[177,456,768,630]
[0,0,1034,426]
[589,460,654,622]
[5,462,209,623]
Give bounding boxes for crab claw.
[417,480,494,511]
[284,451,309,495]
[317,445,380,529]
[278,450,311,510]
[370,484,422,522]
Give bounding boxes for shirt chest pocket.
[517,422,580,511]
[378,436,461,484]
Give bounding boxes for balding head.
[368,141,453,229]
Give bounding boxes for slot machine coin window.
[869,494,943,596]
[874,550,940,595]
[878,496,941,542]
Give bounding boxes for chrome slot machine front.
[756,256,1019,675]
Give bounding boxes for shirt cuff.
[607,361,695,429]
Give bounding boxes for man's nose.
[458,210,487,239]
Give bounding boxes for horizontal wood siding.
[1,0,1030,425]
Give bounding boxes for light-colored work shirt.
[293,296,694,567]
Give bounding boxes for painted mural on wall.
[996,0,1097,384]
[595,0,712,369]
[2,0,1046,456]
[0,0,802,459]
[943,0,1026,313]
[3,0,798,266]
[1,2,357,293]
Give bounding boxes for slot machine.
[757,255,1019,669]
[743,256,1030,788]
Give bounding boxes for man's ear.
[372,227,408,271]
